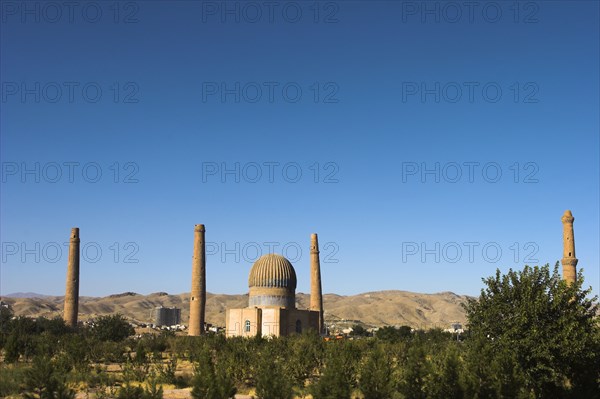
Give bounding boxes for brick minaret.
[310,233,324,334]
[188,224,206,335]
[561,210,578,285]
[63,227,80,327]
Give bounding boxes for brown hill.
[1,290,469,329]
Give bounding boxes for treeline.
[0,264,599,399]
[0,316,523,399]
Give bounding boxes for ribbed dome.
[248,254,297,289]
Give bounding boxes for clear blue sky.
[1,1,598,299]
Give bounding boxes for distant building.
[153,306,181,326]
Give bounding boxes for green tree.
[398,343,429,399]
[2,316,41,361]
[286,331,324,389]
[22,356,76,399]
[191,348,236,399]
[350,324,370,337]
[426,345,465,399]
[88,314,135,342]
[154,356,178,386]
[36,317,72,336]
[218,335,264,386]
[375,325,412,341]
[0,363,28,397]
[462,339,532,399]
[463,263,600,398]
[358,344,395,399]
[255,345,293,399]
[310,342,359,399]
[0,305,15,348]
[57,333,91,373]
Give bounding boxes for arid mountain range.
[2,290,470,329]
